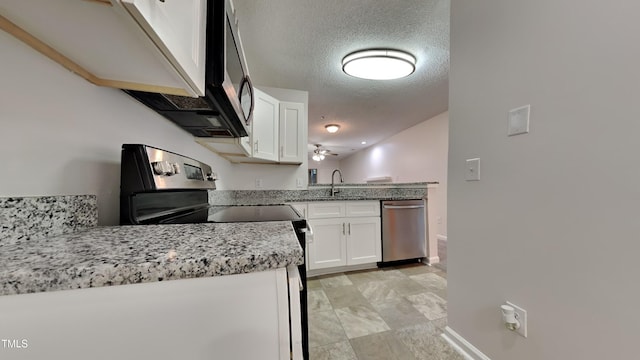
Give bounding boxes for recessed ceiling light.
[342,49,416,80]
[325,124,340,133]
[361,141,367,145]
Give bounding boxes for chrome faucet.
[331,169,343,197]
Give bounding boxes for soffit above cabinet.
[0,0,205,96]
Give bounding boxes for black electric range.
[119,144,309,359]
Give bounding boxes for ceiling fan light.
[325,124,340,133]
[342,49,416,80]
[320,154,325,160]
[312,154,321,161]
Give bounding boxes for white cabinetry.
[347,216,382,265]
[119,0,207,95]
[0,267,302,360]
[308,218,347,269]
[252,88,280,161]
[199,88,306,164]
[279,102,306,164]
[0,0,207,96]
[307,201,381,272]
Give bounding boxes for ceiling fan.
[312,144,338,161]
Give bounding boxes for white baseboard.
[442,327,491,360]
[425,256,440,264]
[437,234,447,241]
[307,263,377,277]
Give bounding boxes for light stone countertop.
[0,222,303,296]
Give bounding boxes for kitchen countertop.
[209,183,437,205]
[0,221,303,296]
[308,182,438,187]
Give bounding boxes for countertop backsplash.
[0,195,97,245]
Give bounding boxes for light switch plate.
[465,158,480,181]
[255,178,263,188]
[508,105,530,136]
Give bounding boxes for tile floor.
[307,262,462,360]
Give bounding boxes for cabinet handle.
[342,223,345,235]
[254,140,259,152]
[280,146,284,158]
[159,0,165,2]
[348,223,351,235]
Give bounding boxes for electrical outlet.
[437,216,442,225]
[296,178,303,188]
[506,301,527,338]
[255,178,263,188]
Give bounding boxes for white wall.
[340,112,448,237]
[449,1,640,359]
[308,157,340,184]
[0,31,305,225]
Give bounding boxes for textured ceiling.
[233,0,450,159]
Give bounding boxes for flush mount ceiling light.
[325,124,340,133]
[342,49,416,80]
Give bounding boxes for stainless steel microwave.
[124,0,254,138]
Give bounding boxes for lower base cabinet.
[307,216,381,271]
[346,216,382,265]
[0,267,301,360]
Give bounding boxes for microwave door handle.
[240,75,255,126]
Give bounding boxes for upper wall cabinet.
[252,89,280,162]
[251,88,305,164]
[0,0,206,97]
[202,88,306,165]
[279,102,305,164]
[118,0,206,95]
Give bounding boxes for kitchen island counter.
[0,221,303,296]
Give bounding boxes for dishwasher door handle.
[383,204,425,210]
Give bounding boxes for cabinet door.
[279,102,305,164]
[307,219,347,270]
[346,217,382,265]
[120,0,207,96]
[252,88,280,161]
[0,270,289,359]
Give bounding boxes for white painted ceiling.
[233,0,450,159]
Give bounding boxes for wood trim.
[0,14,190,97]
[82,0,113,6]
[96,79,190,96]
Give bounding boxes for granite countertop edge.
[290,195,427,202]
[308,182,437,188]
[0,222,303,297]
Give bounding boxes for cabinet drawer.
[307,202,345,219]
[345,201,380,217]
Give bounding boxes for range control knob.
[152,161,174,176]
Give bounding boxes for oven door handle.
[300,223,314,241]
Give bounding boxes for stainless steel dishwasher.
[381,199,427,262]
